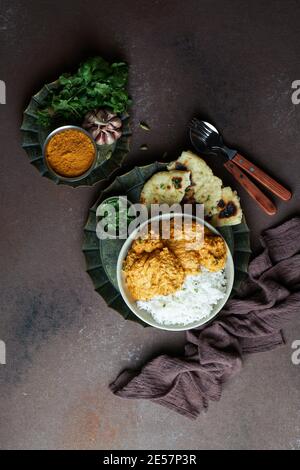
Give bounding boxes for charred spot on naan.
[171,176,182,189]
[182,186,196,204]
[218,200,238,219]
[174,162,188,171]
[211,187,243,226]
[140,170,191,208]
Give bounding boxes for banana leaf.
[21,81,131,187]
[83,162,251,326]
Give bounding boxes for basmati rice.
[137,268,227,326]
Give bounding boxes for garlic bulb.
[82,109,122,145]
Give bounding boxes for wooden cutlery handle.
[224,160,277,215]
[232,153,291,201]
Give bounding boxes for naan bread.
[140,170,191,208]
[210,187,243,226]
[168,151,222,216]
[140,151,243,227]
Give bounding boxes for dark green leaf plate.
[21,81,131,187]
[82,162,252,326]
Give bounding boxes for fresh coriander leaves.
[37,57,130,127]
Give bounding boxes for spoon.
[189,119,291,201]
[189,119,291,215]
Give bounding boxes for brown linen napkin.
[110,217,300,419]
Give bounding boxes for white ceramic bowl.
[117,213,234,331]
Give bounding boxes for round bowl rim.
[116,212,234,331]
[43,125,97,182]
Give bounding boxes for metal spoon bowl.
[189,119,236,158]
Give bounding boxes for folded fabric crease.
[110,216,300,419]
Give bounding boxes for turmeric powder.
[45,129,95,178]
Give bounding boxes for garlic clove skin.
[104,131,116,146]
[97,130,107,145]
[90,127,101,140]
[82,108,123,145]
[112,129,122,140]
[108,117,122,129]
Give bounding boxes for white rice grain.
[137,268,227,326]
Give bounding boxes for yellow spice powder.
[46,129,95,178]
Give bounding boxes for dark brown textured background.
[0,0,300,450]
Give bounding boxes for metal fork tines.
[188,123,210,141]
[188,119,212,137]
[189,118,212,134]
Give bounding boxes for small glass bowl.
[43,125,97,183]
